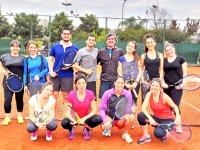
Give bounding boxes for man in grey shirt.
[73,34,98,97]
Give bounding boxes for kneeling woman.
[61,75,102,140]
[27,81,57,141]
[137,78,181,144]
[99,76,135,143]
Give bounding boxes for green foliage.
[48,12,74,42]
[0,16,12,38]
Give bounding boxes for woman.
[99,76,135,143]
[137,78,181,144]
[61,75,102,141]
[162,42,187,132]
[23,40,49,95]
[27,81,57,141]
[118,41,142,104]
[140,34,164,103]
[0,40,25,125]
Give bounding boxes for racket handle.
[132,89,138,98]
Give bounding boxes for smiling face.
[76,78,87,91]
[126,42,136,54]
[86,36,96,49]
[150,80,161,94]
[10,44,20,55]
[145,37,156,51]
[106,35,116,49]
[61,29,72,42]
[42,84,53,98]
[114,77,125,92]
[165,45,176,58]
[27,43,38,55]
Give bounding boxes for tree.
[12,13,43,40]
[48,12,73,42]
[184,18,200,35]
[0,16,12,38]
[148,6,171,29]
[78,14,102,34]
[170,19,180,31]
[118,16,146,30]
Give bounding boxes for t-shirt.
[28,95,56,122]
[75,47,98,82]
[164,56,186,85]
[66,89,95,118]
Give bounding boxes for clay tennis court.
[0,66,199,150]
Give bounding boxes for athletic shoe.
[69,129,75,140]
[83,127,90,140]
[160,135,168,142]
[137,135,151,144]
[17,116,24,124]
[122,133,133,143]
[102,129,111,137]
[46,130,52,141]
[2,117,11,126]
[31,131,38,141]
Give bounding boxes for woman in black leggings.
[0,40,25,125]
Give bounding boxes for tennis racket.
[62,104,93,131]
[27,80,44,96]
[102,98,136,135]
[56,49,78,73]
[167,74,200,91]
[141,70,150,100]
[122,62,138,97]
[145,119,192,142]
[76,55,96,79]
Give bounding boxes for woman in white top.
[26,81,57,141]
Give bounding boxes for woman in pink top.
[61,75,102,140]
[137,78,181,144]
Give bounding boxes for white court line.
[182,100,200,112]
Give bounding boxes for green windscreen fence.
[0,40,199,64]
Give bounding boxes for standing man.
[73,34,98,97]
[48,27,78,101]
[97,33,124,99]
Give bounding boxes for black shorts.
[50,77,73,92]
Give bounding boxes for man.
[48,27,78,101]
[73,34,98,97]
[97,33,124,99]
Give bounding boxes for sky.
[0,0,200,29]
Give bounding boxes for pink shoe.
[83,127,90,140]
[31,131,38,141]
[46,130,52,141]
[69,129,75,140]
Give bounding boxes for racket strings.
[81,56,95,70]
[122,62,138,81]
[6,75,23,92]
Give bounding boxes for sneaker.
[160,135,168,142]
[83,127,90,140]
[122,133,133,143]
[137,135,151,144]
[1,117,11,126]
[31,131,38,141]
[69,129,75,140]
[102,128,111,137]
[17,116,24,124]
[46,130,52,141]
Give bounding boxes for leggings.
[137,112,174,139]
[164,87,183,114]
[61,115,102,131]
[3,80,24,113]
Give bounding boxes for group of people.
[0,27,187,144]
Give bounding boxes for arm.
[117,61,123,76]
[159,53,164,80]
[23,59,28,86]
[48,56,56,77]
[182,62,187,77]
[0,60,8,76]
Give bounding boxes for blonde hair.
[26,40,38,51]
[163,41,176,58]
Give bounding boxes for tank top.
[150,92,175,119]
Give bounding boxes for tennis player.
[162,42,187,132]
[61,75,102,140]
[73,34,98,97]
[23,40,49,93]
[0,40,25,125]
[48,27,79,102]
[140,34,164,103]
[137,78,181,144]
[99,76,135,143]
[26,81,57,141]
[118,41,142,104]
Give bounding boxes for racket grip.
[132,89,138,98]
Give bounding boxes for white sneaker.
[31,131,38,141]
[46,130,52,141]
[122,133,133,143]
[102,129,111,137]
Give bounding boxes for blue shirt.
[49,42,79,78]
[23,55,49,86]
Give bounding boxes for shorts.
[50,77,73,92]
[99,81,114,98]
[87,81,96,97]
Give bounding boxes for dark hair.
[127,41,139,65]
[143,33,156,53]
[105,33,117,42]
[87,34,96,40]
[10,40,21,48]
[151,78,162,87]
[62,27,72,34]
[40,81,54,93]
[74,74,87,84]
[115,75,125,83]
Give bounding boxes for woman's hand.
[34,75,40,81]
[132,82,137,89]
[174,115,181,125]
[35,121,46,129]
[103,121,112,129]
[162,81,168,89]
[148,117,157,126]
[24,86,28,92]
[79,118,86,125]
